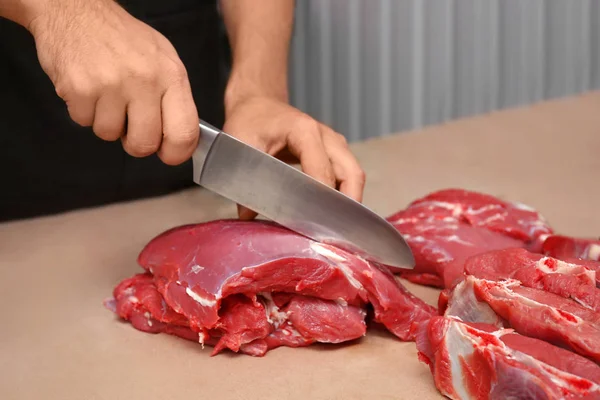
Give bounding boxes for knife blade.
[191,120,415,270]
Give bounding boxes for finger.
[121,95,163,158]
[56,75,99,127]
[321,129,366,202]
[63,91,98,128]
[92,93,127,141]
[237,204,258,220]
[287,120,336,189]
[158,74,199,165]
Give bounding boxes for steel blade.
[192,122,414,270]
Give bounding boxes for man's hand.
[219,0,367,220]
[223,96,366,220]
[29,0,199,165]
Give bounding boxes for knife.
[191,119,415,270]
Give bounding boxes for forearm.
[219,0,295,110]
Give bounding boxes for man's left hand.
[222,96,366,220]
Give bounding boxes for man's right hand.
[28,0,200,165]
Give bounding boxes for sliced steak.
[543,236,600,284]
[396,188,553,248]
[104,273,199,342]
[388,217,524,288]
[106,273,368,356]
[415,316,600,399]
[543,235,600,261]
[444,276,600,363]
[387,188,553,288]
[464,248,600,311]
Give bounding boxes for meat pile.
[387,189,600,399]
[105,188,600,399]
[386,189,554,288]
[105,220,435,356]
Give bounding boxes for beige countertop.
[2,92,599,400]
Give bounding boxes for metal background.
[289,0,600,141]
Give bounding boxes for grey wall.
[289,0,600,142]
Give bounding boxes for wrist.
[0,0,46,31]
[224,69,289,115]
[27,0,115,39]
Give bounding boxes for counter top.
[2,92,600,400]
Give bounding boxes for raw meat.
[386,188,554,288]
[105,273,199,342]
[389,219,525,288]
[444,275,600,363]
[415,316,600,399]
[463,248,600,311]
[105,220,436,356]
[543,236,600,284]
[105,273,366,356]
[392,189,553,248]
[543,235,600,261]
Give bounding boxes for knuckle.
[56,75,97,101]
[292,117,322,147]
[164,59,189,85]
[54,83,69,100]
[354,167,367,184]
[335,132,349,146]
[358,168,367,182]
[165,125,198,146]
[134,64,160,85]
[69,77,98,99]
[297,116,320,134]
[99,71,121,90]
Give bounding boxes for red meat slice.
[464,248,600,311]
[106,273,368,356]
[389,218,525,288]
[415,316,600,399]
[460,322,600,384]
[104,273,199,341]
[444,276,600,363]
[106,220,436,356]
[281,295,367,343]
[543,235,600,261]
[390,188,553,249]
[387,188,553,288]
[543,236,600,284]
[499,334,600,384]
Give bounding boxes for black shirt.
[0,0,227,222]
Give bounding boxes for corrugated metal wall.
[289,0,600,142]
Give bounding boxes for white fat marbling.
[311,242,364,290]
[511,201,537,212]
[310,242,347,262]
[446,321,476,400]
[185,287,217,307]
[446,235,475,246]
[259,292,289,328]
[536,257,596,285]
[588,244,600,260]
